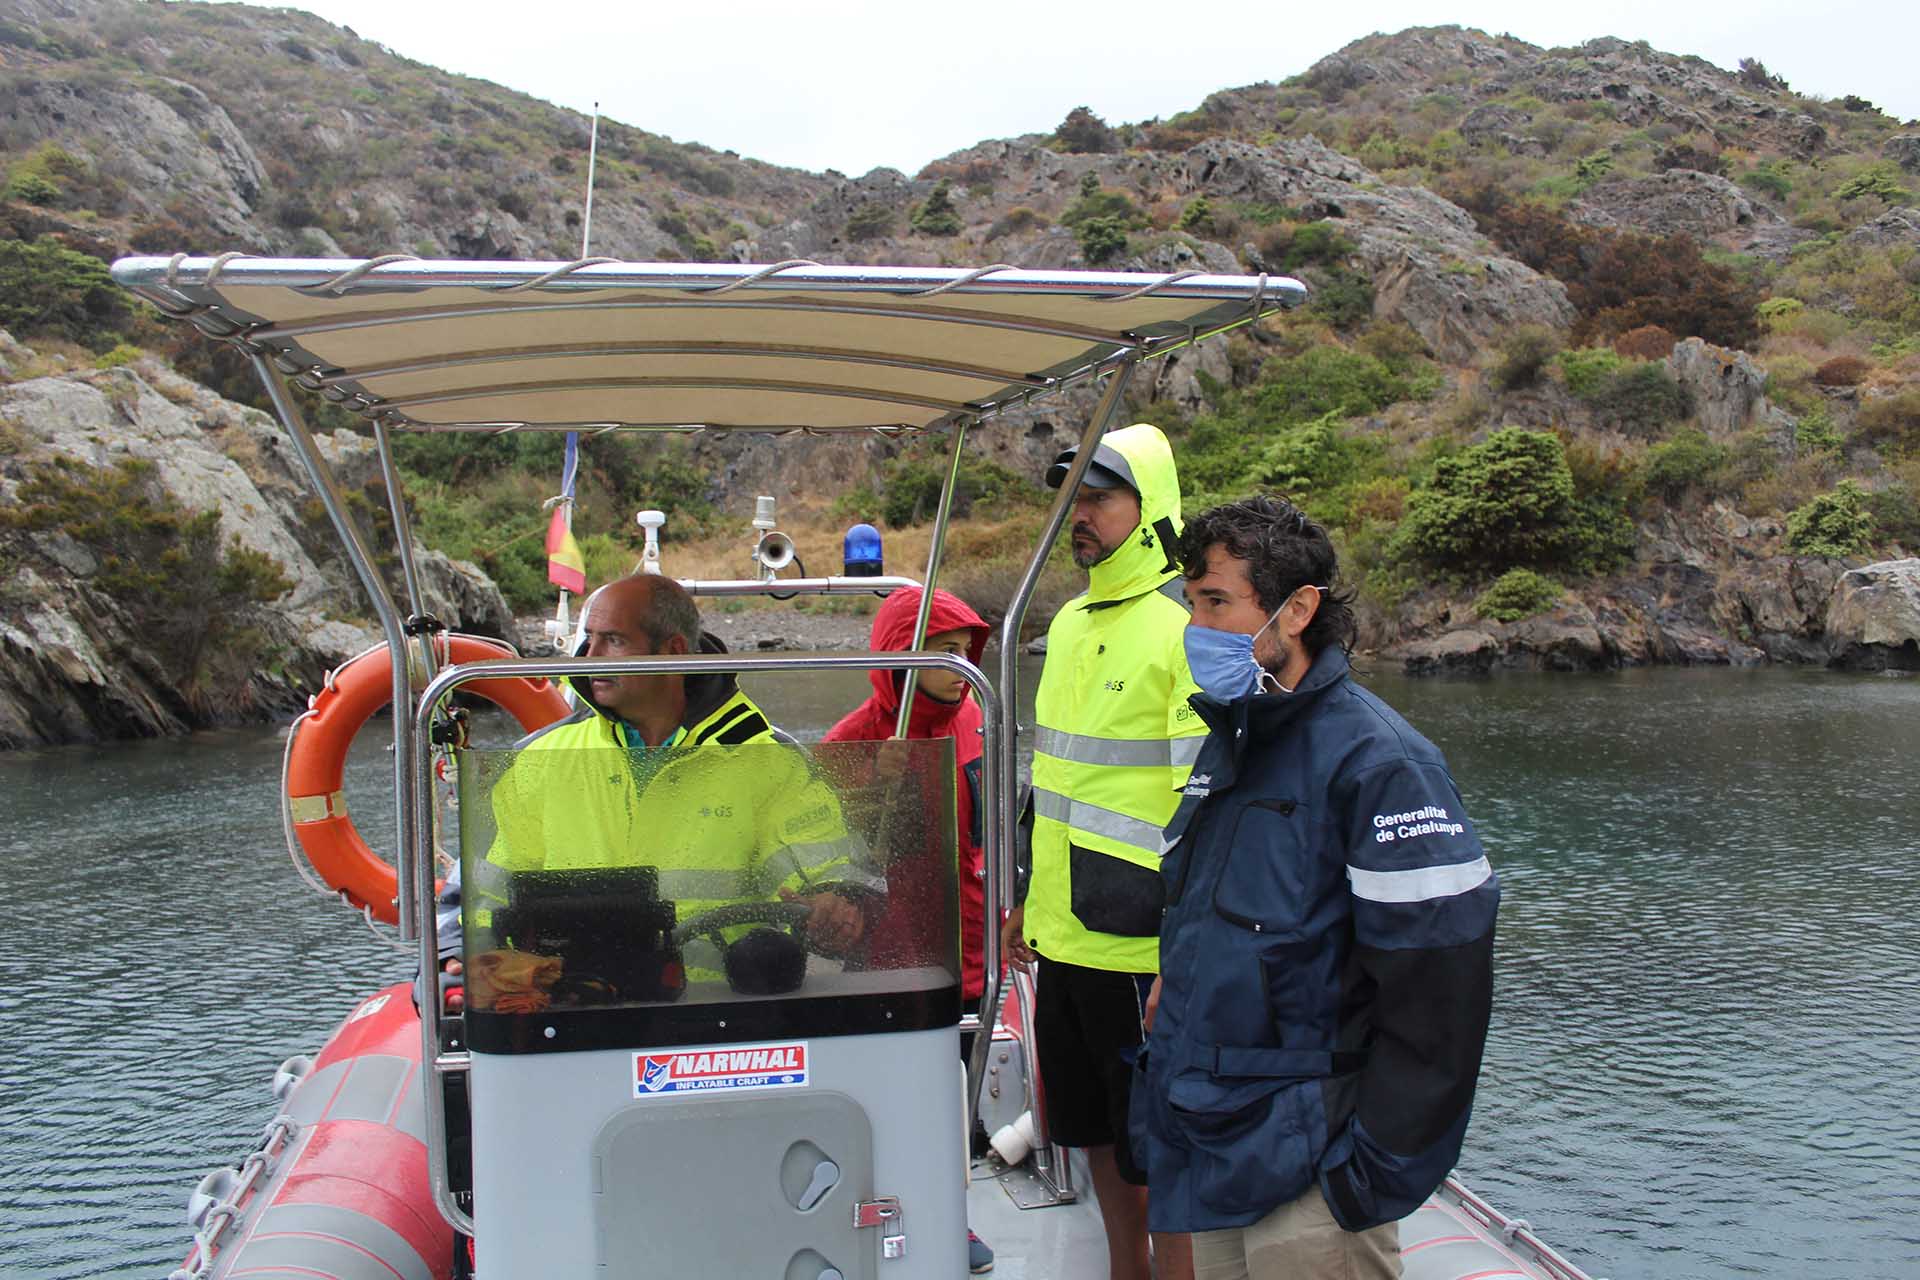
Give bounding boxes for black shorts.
[1033,954,1153,1184]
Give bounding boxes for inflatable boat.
[115,256,1598,1280]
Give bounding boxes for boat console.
[456,736,967,1278]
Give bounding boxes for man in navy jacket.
[1133,496,1498,1278]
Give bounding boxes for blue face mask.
[1183,586,1324,702]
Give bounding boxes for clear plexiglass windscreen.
[453,737,960,1011]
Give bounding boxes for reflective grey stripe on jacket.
[1034,726,1204,770]
[1032,786,1168,855]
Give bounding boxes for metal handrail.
[894,420,968,736]
[254,356,421,942]
[678,575,920,599]
[410,648,1000,1237]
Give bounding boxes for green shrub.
[1582,361,1691,435]
[0,457,293,699]
[1865,478,1920,550]
[1053,106,1118,154]
[1392,428,1630,577]
[1249,346,1437,423]
[1492,325,1563,390]
[1474,569,1564,622]
[1833,163,1913,204]
[4,169,59,205]
[1061,176,1146,231]
[1176,197,1213,232]
[1075,216,1129,264]
[1642,429,1729,501]
[1757,297,1805,329]
[1741,160,1794,202]
[1795,406,1843,455]
[1555,346,1625,396]
[877,447,1032,527]
[93,342,143,370]
[0,237,134,351]
[909,180,961,236]
[1785,480,1874,556]
[845,203,896,242]
[1306,265,1375,330]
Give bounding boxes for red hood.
[865,587,989,730]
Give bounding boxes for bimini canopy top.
[112,256,1305,435]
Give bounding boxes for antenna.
[581,101,600,257]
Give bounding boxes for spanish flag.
[545,432,587,593]
[545,504,586,594]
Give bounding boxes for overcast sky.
[228,0,1919,176]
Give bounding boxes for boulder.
[1167,137,1575,362]
[1395,628,1499,675]
[1571,169,1772,239]
[1842,207,1920,252]
[1824,559,1920,671]
[413,549,517,641]
[1666,338,1794,441]
[1884,135,1920,173]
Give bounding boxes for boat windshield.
[454,736,961,1047]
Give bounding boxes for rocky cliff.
[0,330,513,747]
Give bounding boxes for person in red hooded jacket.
[823,585,997,1274]
[823,586,989,1008]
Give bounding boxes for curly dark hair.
[1178,495,1358,657]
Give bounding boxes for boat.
[115,255,1599,1280]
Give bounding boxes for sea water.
[1,664,1915,1279]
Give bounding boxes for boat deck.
[967,1149,1110,1279]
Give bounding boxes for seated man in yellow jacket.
[439,573,868,1005]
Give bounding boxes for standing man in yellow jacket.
[1001,423,1204,1280]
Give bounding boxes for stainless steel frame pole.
[894,419,969,737]
[413,648,1000,1236]
[371,419,438,682]
[967,360,1136,1170]
[253,357,421,942]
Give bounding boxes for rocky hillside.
[0,331,515,747]
[1,3,1918,745]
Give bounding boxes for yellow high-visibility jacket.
[473,680,855,980]
[1024,423,1206,973]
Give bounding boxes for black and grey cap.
[1044,441,1139,493]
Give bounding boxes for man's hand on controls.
[780,887,865,955]
[1000,906,1035,970]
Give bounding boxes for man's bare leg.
[1086,1144,1151,1280]
[1152,1228,1194,1280]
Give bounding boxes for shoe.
[968,1230,995,1274]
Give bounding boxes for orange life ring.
[285,634,572,924]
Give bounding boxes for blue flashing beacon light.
[843,523,884,577]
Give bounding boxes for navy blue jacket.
[1132,646,1498,1233]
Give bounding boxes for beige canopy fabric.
[112,258,1306,434]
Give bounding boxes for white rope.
[910,264,1017,297]
[496,257,622,293]
[702,259,820,294]
[1097,269,1201,302]
[294,254,419,296]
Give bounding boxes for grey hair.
[637,575,702,651]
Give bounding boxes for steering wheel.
[670,900,813,947]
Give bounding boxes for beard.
[1070,524,1111,569]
